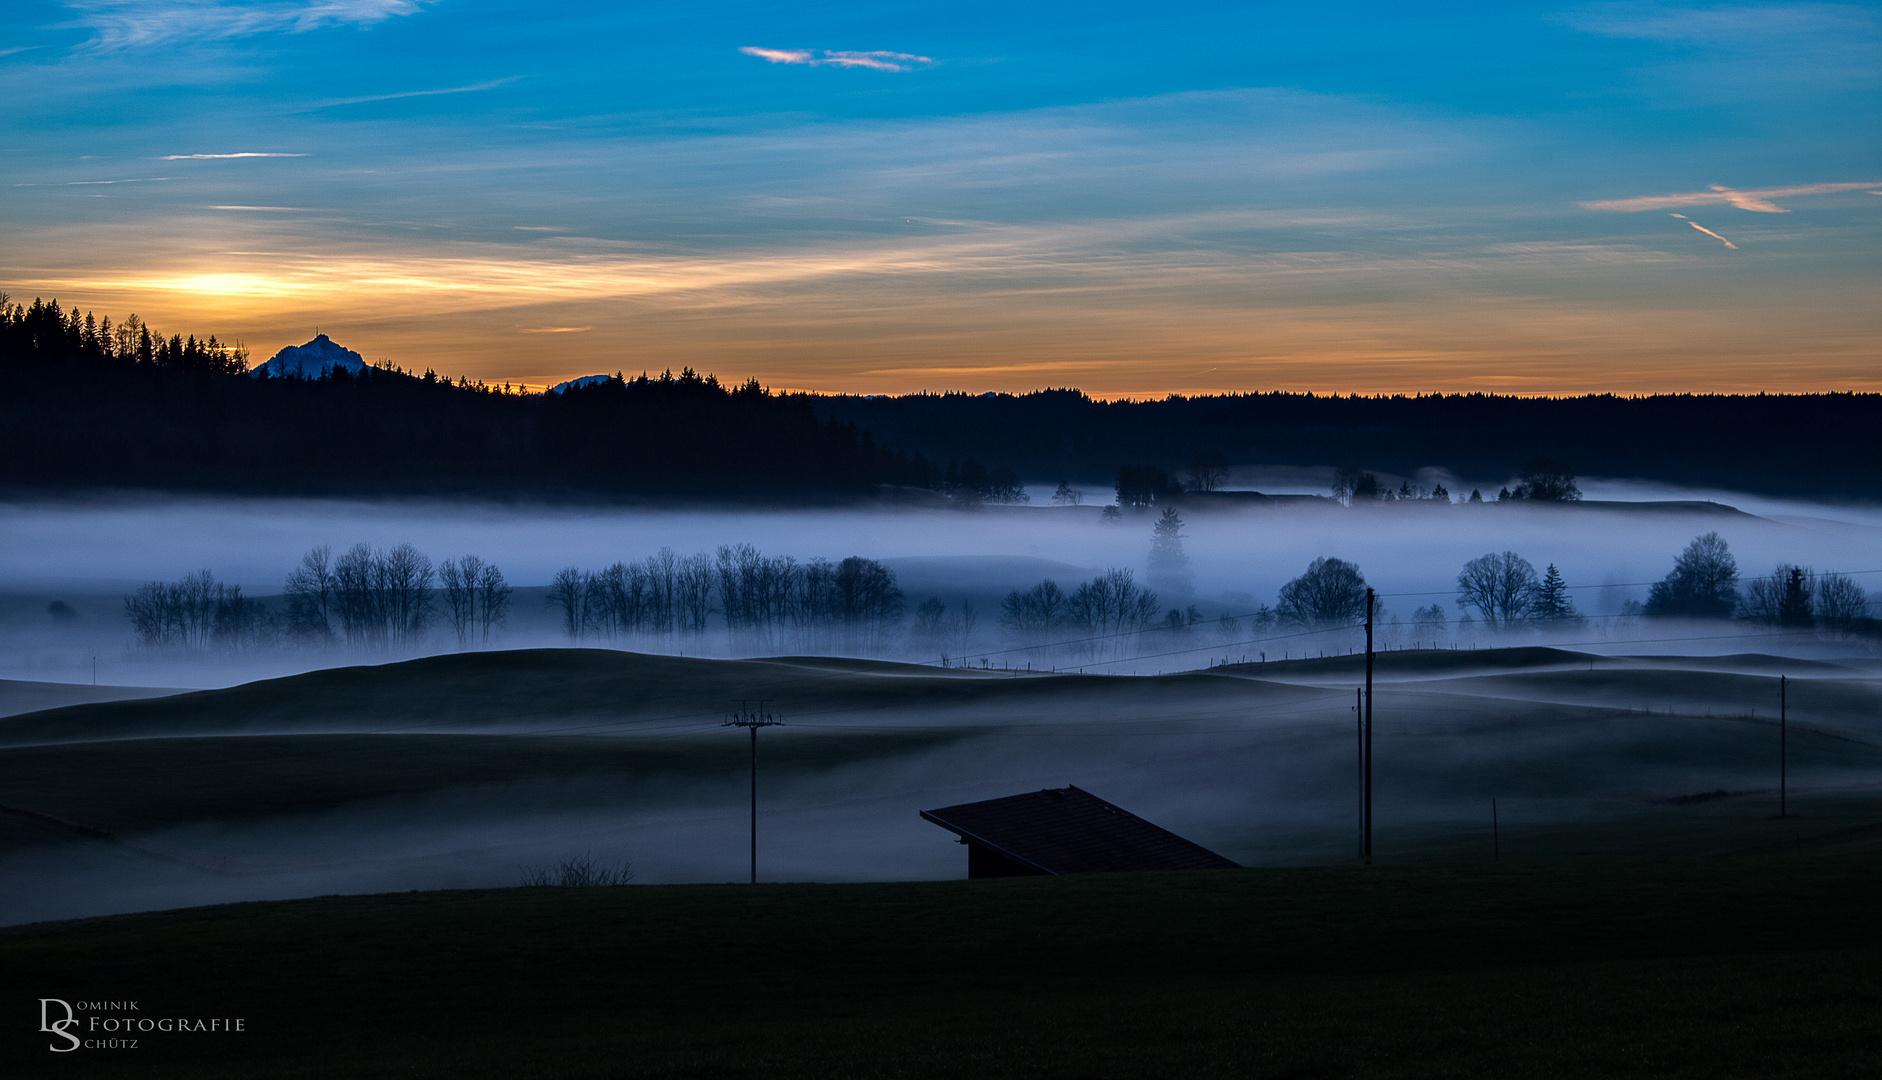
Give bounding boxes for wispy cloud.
[159,152,308,160]
[739,46,934,72]
[1561,3,1882,96]
[63,176,174,185]
[209,204,313,210]
[520,325,592,333]
[1568,3,1875,42]
[1580,180,1882,213]
[68,0,432,50]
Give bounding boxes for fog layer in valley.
[3,479,1879,688]
[1,482,1878,926]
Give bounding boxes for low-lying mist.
[2,480,1877,688]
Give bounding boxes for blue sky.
[2,1,1878,394]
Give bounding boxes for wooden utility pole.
[1364,588,1375,866]
[725,701,783,884]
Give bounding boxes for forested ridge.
[814,387,1882,499]
[1,297,951,501]
[11,294,1881,501]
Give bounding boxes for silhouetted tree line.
[1,295,247,375]
[124,571,271,651]
[1,297,962,500]
[125,545,511,651]
[990,568,1163,664]
[550,545,905,655]
[815,388,1882,500]
[1436,533,1874,636]
[979,531,1877,671]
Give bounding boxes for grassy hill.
[4,646,1880,927]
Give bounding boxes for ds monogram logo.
[36,998,245,1052]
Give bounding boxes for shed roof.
[920,786,1239,875]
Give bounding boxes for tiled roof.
[920,786,1239,874]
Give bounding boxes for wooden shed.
[920,785,1239,878]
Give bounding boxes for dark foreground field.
[7,849,1882,1078]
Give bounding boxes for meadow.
[6,847,1882,1077]
[3,645,1879,926]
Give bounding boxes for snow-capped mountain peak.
[249,334,368,379]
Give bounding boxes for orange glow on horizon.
[8,218,1877,400]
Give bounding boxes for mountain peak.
[250,335,367,380]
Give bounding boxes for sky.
[2,1,1879,396]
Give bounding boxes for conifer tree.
[1147,507,1193,596]
[1530,564,1578,624]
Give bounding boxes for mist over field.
[3,478,1880,687]
[2,482,1879,926]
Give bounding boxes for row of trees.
[124,571,271,650]
[3,296,1026,502]
[548,546,906,655]
[981,531,1874,668]
[1,295,247,375]
[817,388,1882,502]
[995,569,1164,661]
[126,546,513,651]
[1441,534,1871,635]
[1639,533,1868,630]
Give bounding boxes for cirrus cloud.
[739,46,933,72]
[1580,180,1882,213]
[158,152,308,159]
[66,0,432,50]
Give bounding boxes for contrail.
[1670,213,1736,249]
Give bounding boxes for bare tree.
[1644,532,1739,619]
[1000,580,1067,645]
[439,558,475,646]
[1816,574,1868,636]
[836,556,904,655]
[1512,457,1581,501]
[954,599,979,658]
[1277,557,1368,626]
[475,559,511,645]
[1066,568,1159,659]
[675,552,714,644]
[548,567,586,640]
[914,597,950,655]
[1743,565,1814,627]
[123,570,239,650]
[1455,551,1538,630]
[124,581,170,647]
[380,543,435,649]
[1186,447,1229,493]
[283,545,336,641]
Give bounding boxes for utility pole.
[1364,588,1375,866]
[1780,675,1788,819]
[725,701,783,884]
[1355,687,1363,861]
